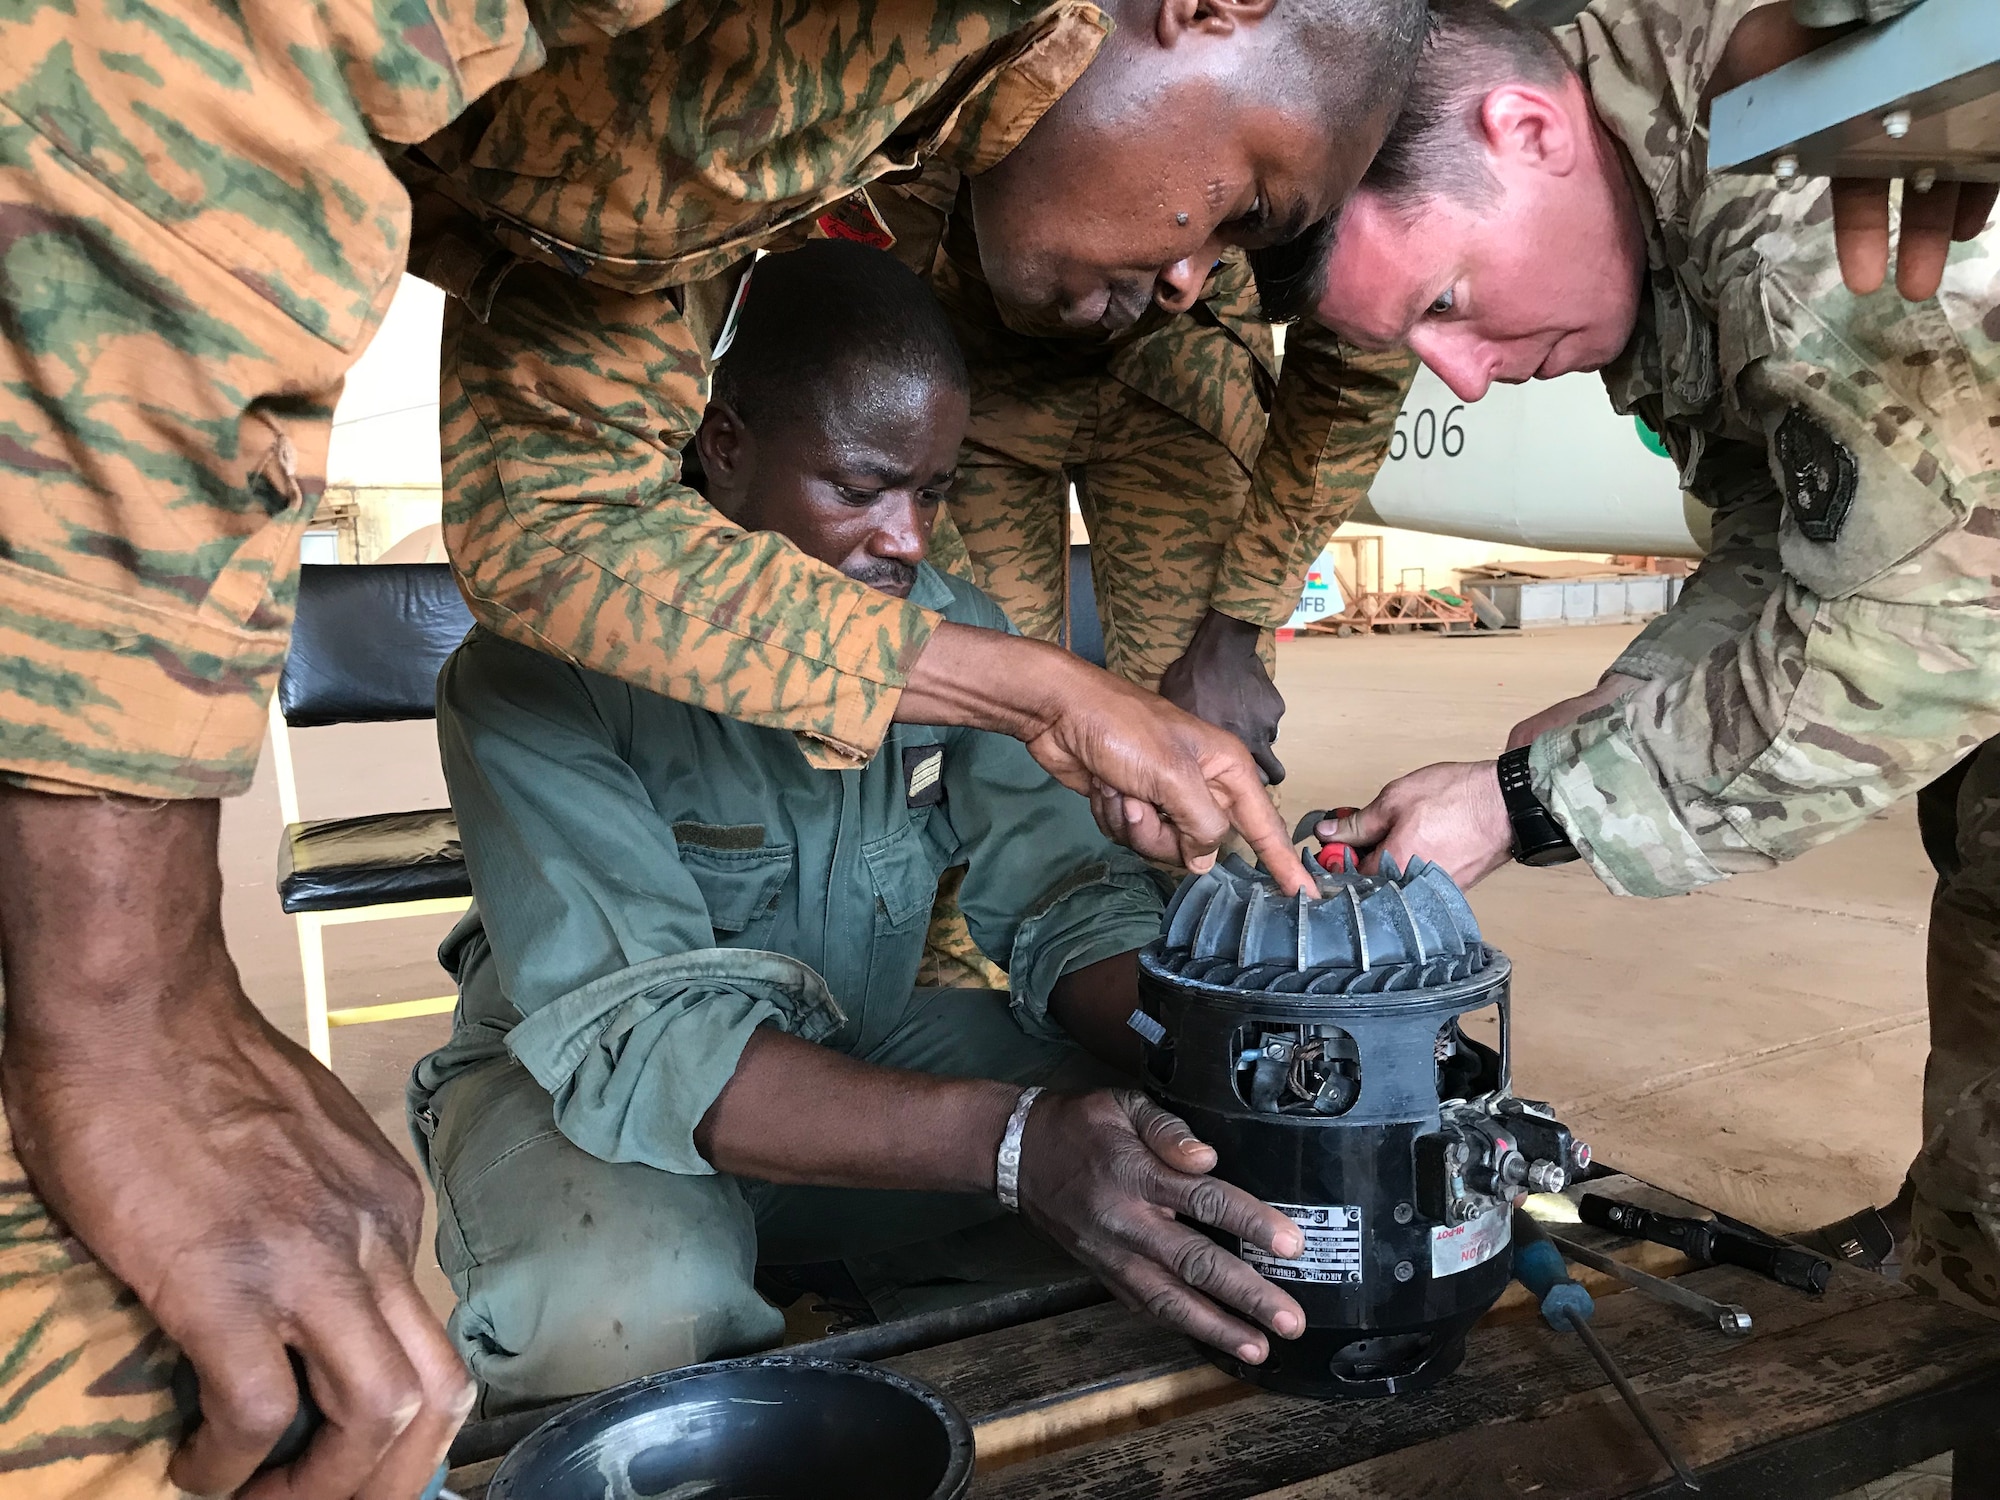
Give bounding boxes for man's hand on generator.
[0,790,472,1500]
[1317,762,1514,889]
[1158,608,1287,785]
[1018,1090,1307,1364]
[899,623,1312,893]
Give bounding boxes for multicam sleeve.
[1607,437,1785,684]
[1529,559,2000,898]
[442,257,941,770]
[1530,249,2000,899]
[1208,322,1417,627]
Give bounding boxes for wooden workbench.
[450,1178,2000,1498]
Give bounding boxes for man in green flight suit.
[413,242,1313,1412]
[1293,0,2000,1311]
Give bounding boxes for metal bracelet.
[995,1086,1044,1213]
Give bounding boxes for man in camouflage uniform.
[869,179,1416,986]
[0,0,1428,1492]
[1295,0,2000,1312]
[897,193,1417,777]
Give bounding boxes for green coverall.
[409,566,1164,1413]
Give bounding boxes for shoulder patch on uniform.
[1773,406,1857,544]
[904,746,944,808]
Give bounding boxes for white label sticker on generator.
[1241,1203,1364,1284]
[1430,1205,1511,1278]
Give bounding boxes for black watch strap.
[1497,746,1580,867]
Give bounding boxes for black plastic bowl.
[485,1355,976,1500]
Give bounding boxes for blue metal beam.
[1708,0,2000,182]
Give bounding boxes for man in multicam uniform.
[0,0,1432,1493]
[1294,0,2000,1314]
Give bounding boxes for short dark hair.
[709,238,968,434]
[1258,0,1431,141]
[1363,0,1573,215]
[1250,0,1572,320]
[1250,210,1342,324]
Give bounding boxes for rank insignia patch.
[904,746,944,808]
[1773,406,1857,543]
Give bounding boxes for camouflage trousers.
[1909,738,2000,1312]
[927,373,1275,693]
[0,1114,186,1498]
[919,372,1276,989]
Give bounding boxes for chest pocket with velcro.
[861,823,940,929]
[1743,273,1968,601]
[677,839,794,935]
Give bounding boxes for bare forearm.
[1048,951,1146,1076]
[0,789,231,1048]
[693,1028,1021,1191]
[0,786,468,1497]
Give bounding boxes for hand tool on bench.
[1544,1227,1753,1336]
[1513,1208,1702,1493]
[1580,1193,1832,1294]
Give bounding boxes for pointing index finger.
[1215,770,1310,895]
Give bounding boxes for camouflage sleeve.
[1209,321,1417,628]
[1608,437,1785,683]
[0,1121,182,1495]
[443,257,939,769]
[0,0,545,800]
[1531,240,2000,900]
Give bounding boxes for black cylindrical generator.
[1134,856,1588,1399]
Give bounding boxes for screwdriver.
[1512,1208,1702,1493]
[1293,806,1362,873]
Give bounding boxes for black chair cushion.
[277,809,470,914]
[280,563,474,726]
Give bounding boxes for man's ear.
[1479,84,1579,178]
[1155,0,1276,47]
[695,401,749,514]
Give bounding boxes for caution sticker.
[1242,1203,1364,1285]
[1430,1204,1511,1279]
